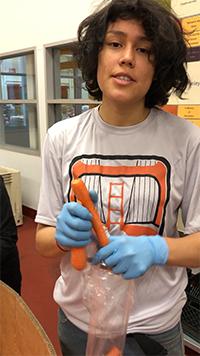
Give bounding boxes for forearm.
[165,232,200,268]
[36,223,68,257]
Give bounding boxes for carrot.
[71,179,109,247]
[105,346,122,356]
[70,179,109,270]
[70,247,87,271]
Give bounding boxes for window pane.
[0,53,36,100]
[53,47,90,100]
[48,103,98,126]
[0,104,38,149]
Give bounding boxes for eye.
[107,41,122,48]
[136,47,151,55]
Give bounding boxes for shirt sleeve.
[181,135,200,235]
[35,130,64,226]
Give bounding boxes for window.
[46,43,99,127]
[0,50,39,153]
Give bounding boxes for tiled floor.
[17,215,199,356]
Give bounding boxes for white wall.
[0,0,96,209]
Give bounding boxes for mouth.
[112,73,135,83]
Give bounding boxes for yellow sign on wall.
[177,105,200,127]
[182,15,200,47]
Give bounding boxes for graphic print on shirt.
[68,155,171,236]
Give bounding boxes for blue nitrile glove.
[55,190,98,248]
[92,235,169,279]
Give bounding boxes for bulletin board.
[163,0,200,127]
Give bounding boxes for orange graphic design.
[68,156,170,236]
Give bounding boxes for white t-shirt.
[35,107,200,334]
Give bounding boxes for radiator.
[0,166,23,226]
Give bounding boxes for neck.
[99,101,150,126]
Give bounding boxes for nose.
[119,47,135,68]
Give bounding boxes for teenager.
[35,0,200,354]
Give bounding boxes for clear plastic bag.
[83,263,134,356]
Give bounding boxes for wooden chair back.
[0,281,56,355]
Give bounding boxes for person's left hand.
[92,234,169,279]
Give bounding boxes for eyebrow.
[106,30,151,43]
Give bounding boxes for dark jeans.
[0,245,21,294]
[0,176,21,295]
[58,308,185,356]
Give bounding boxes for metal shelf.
[184,334,200,354]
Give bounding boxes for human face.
[97,19,155,111]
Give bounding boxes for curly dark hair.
[77,0,190,107]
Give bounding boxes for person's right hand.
[55,202,93,248]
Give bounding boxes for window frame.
[45,39,100,128]
[0,47,40,155]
